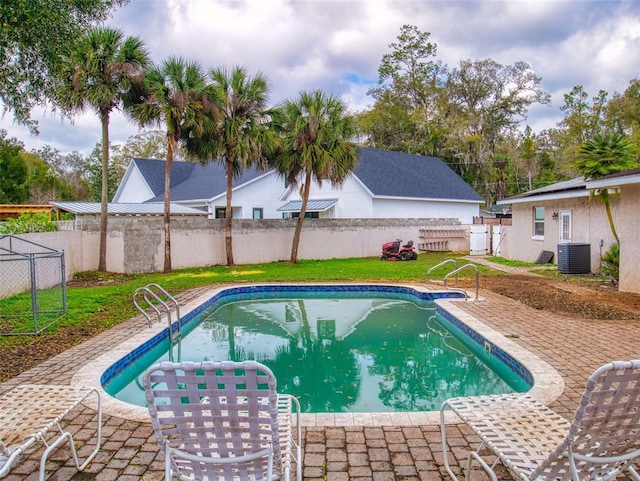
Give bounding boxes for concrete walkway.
[1,282,639,481]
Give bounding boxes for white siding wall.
[209,171,288,219]
[281,176,374,218]
[116,166,481,223]
[113,166,154,202]
[371,199,479,223]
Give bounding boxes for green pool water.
[105,292,530,413]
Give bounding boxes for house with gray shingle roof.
[113,147,483,223]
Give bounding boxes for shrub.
[0,212,58,234]
[600,242,619,282]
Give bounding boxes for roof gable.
[133,158,195,197]
[142,160,266,202]
[354,148,483,202]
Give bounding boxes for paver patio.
[1,282,638,481]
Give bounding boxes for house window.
[533,207,544,238]
[292,211,319,219]
[215,207,226,219]
[252,208,263,219]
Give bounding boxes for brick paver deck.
[1,283,638,481]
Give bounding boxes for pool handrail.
[427,259,459,286]
[132,284,181,341]
[132,287,161,327]
[443,263,479,301]
[145,283,181,328]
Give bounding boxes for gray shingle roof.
[135,160,266,202]
[355,148,483,201]
[134,158,195,197]
[131,148,482,203]
[500,177,586,202]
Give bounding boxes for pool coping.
[72,283,565,426]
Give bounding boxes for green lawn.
[0,253,492,346]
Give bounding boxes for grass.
[486,256,554,268]
[0,252,489,346]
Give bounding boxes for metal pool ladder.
[427,259,480,301]
[133,283,182,341]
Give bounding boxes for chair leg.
[440,404,463,481]
[466,451,499,481]
[626,465,640,481]
[38,432,74,481]
[441,401,500,481]
[165,447,173,481]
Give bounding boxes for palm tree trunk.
[290,171,312,263]
[225,157,234,267]
[98,111,109,272]
[603,196,620,244]
[163,138,174,273]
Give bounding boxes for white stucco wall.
[616,183,640,294]
[13,218,467,274]
[1,231,88,285]
[499,196,619,271]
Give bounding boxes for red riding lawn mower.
[380,239,418,261]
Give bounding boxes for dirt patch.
[478,273,640,320]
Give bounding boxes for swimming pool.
[101,285,532,413]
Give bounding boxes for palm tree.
[129,57,208,272]
[274,90,359,263]
[186,66,275,267]
[575,131,638,243]
[60,27,149,271]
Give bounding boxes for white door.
[491,225,503,256]
[470,224,488,255]
[559,211,572,243]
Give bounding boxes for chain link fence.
[0,235,67,335]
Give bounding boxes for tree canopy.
[273,90,359,263]
[130,56,209,273]
[185,65,275,267]
[0,0,128,130]
[57,25,149,271]
[575,131,638,243]
[357,25,639,204]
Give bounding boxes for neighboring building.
[495,176,623,283]
[49,201,207,219]
[49,201,207,231]
[113,147,484,223]
[586,167,640,294]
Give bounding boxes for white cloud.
[2,0,639,155]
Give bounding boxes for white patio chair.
[0,384,102,480]
[142,360,302,481]
[440,359,640,481]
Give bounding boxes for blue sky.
[2,0,639,156]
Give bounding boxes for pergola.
[0,205,60,221]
